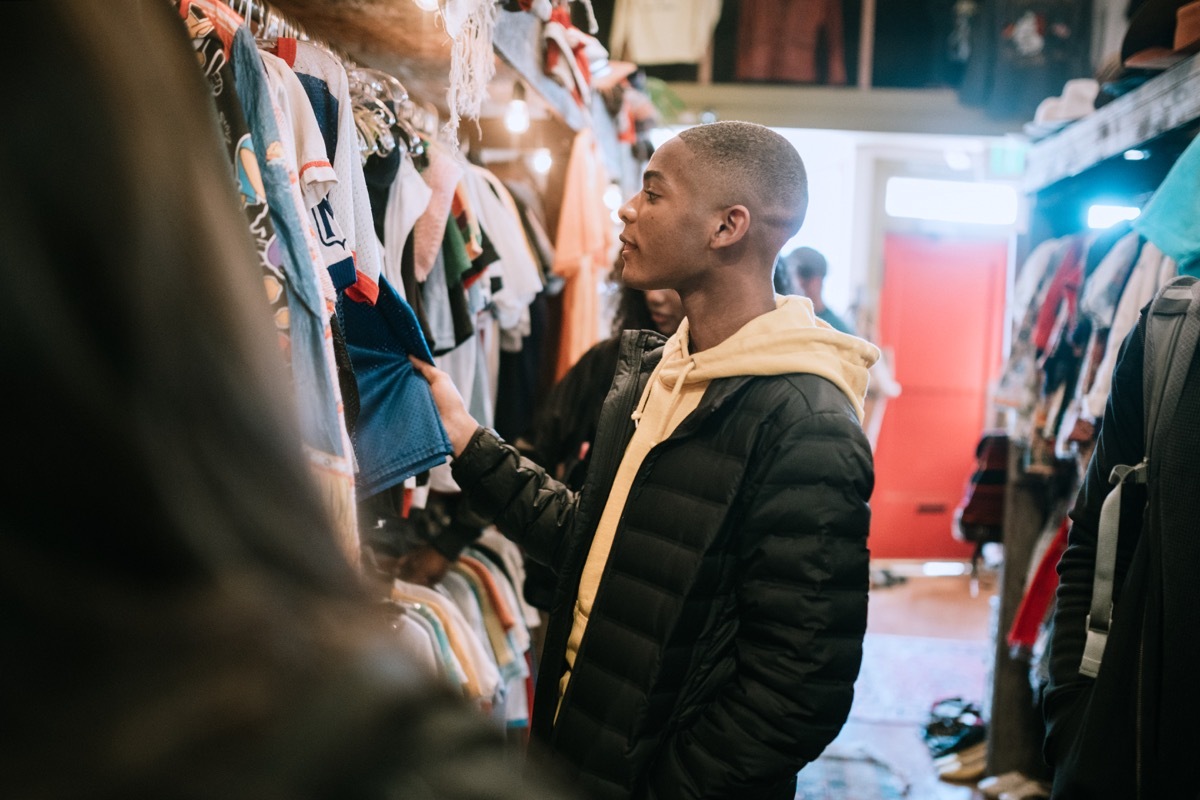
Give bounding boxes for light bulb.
[603,183,623,211]
[504,99,530,134]
[531,148,552,174]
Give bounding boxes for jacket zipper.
[553,334,650,737]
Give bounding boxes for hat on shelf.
[1023,78,1100,139]
[1034,78,1100,125]
[1122,0,1200,70]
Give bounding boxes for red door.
[870,233,1008,560]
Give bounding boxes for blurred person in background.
[784,245,856,334]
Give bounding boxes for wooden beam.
[858,0,876,90]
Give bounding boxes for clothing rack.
[225,0,302,40]
[984,52,1200,783]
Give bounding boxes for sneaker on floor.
[977,771,1034,799]
[936,741,986,782]
[998,779,1051,800]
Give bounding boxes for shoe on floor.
[998,779,1051,800]
[933,739,985,769]
[977,771,1032,799]
[936,742,986,782]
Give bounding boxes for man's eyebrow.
[642,170,665,185]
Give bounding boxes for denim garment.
[231,27,346,458]
[338,276,452,497]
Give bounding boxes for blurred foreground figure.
[0,3,574,799]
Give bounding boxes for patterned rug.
[795,743,911,799]
[793,633,991,799]
[848,632,992,725]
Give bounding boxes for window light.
[1087,204,1140,229]
[885,177,1018,225]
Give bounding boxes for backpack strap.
[1081,275,1200,678]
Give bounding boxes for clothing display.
[994,221,1176,470]
[985,48,1200,792]
[735,0,847,84]
[958,0,1094,120]
[165,3,605,751]
[608,0,723,65]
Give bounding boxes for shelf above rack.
[1024,54,1200,193]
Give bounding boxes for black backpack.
[1079,274,1200,677]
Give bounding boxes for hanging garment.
[288,38,386,303]
[412,141,465,283]
[394,579,502,702]
[231,25,358,562]
[958,0,1094,121]
[337,275,452,498]
[1083,242,1174,422]
[552,128,613,383]
[381,154,433,298]
[608,0,724,65]
[735,0,848,84]
[462,164,543,332]
[258,50,357,294]
[1133,127,1200,276]
[182,5,290,371]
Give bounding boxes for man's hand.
[409,355,480,456]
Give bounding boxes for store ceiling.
[268,0,572,146]
[269,0,456,110]
[265,0,1022,139]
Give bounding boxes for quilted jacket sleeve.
[644,392,873,798]
[450,427,579,573]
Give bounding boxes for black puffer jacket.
[451,330,874,800]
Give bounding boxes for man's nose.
[618,198,637,224]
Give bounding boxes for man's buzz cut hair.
[676,121,809,236]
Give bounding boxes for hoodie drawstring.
[655,361,694,442]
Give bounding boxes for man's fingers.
[408,354,434,380]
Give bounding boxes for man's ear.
[711,205,750,250]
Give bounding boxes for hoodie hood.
[643,295,881,422]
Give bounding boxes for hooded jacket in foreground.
[451,297,878,800]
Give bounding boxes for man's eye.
[643,190,658,201]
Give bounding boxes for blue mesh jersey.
[339,275,452,496]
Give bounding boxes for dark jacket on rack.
[450,323,874,800]
[1042,308,1200,799]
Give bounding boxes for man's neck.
[682,283,777,353]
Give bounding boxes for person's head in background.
[787,246,830,311]
[784,246,856,334]
[0,3,571,798]
[611,261,684,337]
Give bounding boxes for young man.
[412,121,880,800]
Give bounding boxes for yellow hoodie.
[557,296,880,717]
